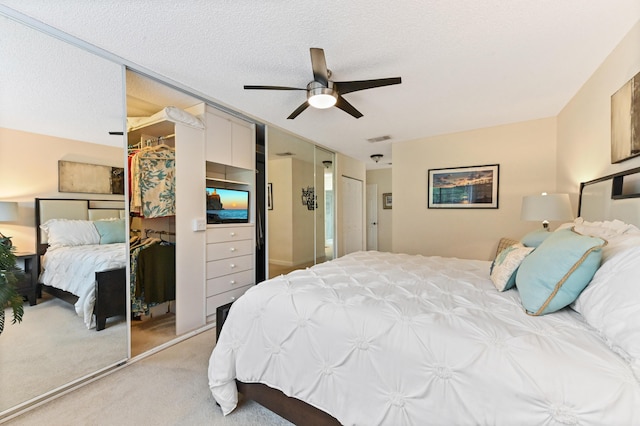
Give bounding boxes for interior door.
[341,176,364,254]
[366,184,378,250]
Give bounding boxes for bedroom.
[1,1,640,424]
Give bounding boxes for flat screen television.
[206,186,250,224]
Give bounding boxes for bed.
[36,198,128,331]
[208,169,640,425]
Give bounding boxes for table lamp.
[521,193,573,230]
[0,201,19,248]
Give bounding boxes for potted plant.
[0,242,25,335]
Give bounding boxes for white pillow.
[572,245,640,379]
[558,218,640,263]
[490,243,534,291]
[40,219,100,248]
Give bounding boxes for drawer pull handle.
[230,247,236,252]
[230,232,236,237]
[230,296,236,301]
[230,280,236,285]
[230,264,236,268]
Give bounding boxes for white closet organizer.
[187,103,257,323]
[128,106,207,334]
[206,224,254,317]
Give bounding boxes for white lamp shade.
[0,201,19,222]
[521,193,573,222]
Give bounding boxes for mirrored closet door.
[266,127,335,278]
[0,11,128,417]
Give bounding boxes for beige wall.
[392,117,557,260]
[557,19,640,199]
[335,152,366,258]
[0,127,124,252]
[366,168,392,252]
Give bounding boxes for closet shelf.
[206,177,251,186]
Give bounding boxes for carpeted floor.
[1,294,127,412]
[5,328,293,426]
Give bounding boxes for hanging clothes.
[135,242,176,304]
[130,144,176,218]
[130,236,160,316]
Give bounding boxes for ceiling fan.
[244,48,402,119]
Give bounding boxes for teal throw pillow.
[520,229,553,247]
[516,228,605,315]
[93,218,126,244]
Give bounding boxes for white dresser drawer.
[207,239,253,261]
[207,254,253,278]
[206,284,253,316]
[206,269,253,296]
[207,226,253,243]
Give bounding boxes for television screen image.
[206,187,249,224]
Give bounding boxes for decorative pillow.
[494,237,520,260]
[520,229,552,247]
[490,244,534,291]
[93,218,126,244]
[516,228,606,315]
[572,245,640,379]
[40,219,100,249]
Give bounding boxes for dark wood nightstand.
[13,252,37,306]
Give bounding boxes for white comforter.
[209,251,640,425]
[39,243,127,328]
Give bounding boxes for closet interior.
[126,70,258,356]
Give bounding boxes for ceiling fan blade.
[335,96,363,119]
[287,102,310,120]
[244,85,305,90]
[334,77,402,95]
[310,48,329,86]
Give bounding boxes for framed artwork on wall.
[428,164,499,209]
[382,193,392,209]
[611,69,640,163]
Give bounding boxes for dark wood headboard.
[578,166,640,227]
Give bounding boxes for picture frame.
[428,164,499,209]
[267,183,273,210]
[382,193,392,209]
[611,69,640,163]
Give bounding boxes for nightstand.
[13,252,37,306]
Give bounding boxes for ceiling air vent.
[367,135,391,143]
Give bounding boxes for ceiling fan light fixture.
[307,81,337,109]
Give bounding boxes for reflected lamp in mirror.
[521,193,573,230]
[0,201,18,247]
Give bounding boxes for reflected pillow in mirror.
[41,219,100,249]
[93,218,126,244]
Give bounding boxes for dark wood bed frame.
[228,166,640,426]
[35,198,127,331]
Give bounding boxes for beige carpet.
[5,328,293,426]
[0,294,127,412]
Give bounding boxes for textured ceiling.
[1,1,639,169]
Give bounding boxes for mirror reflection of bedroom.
[266,128,335,278]
[0,13,128,414]
[126,71,201,356]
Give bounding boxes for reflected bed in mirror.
[35,198,127,331]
